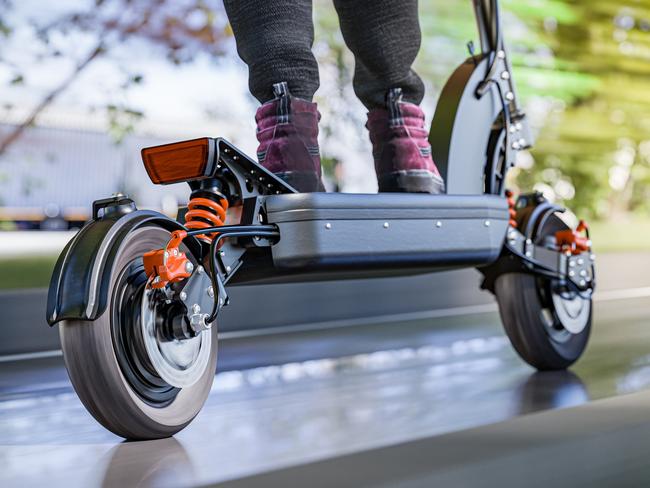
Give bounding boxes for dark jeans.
[223,0,425,109]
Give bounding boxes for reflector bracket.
[142,138,214,185]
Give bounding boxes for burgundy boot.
[367,88,445,194]
[255,82,324,192]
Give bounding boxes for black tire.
[59,226,217,440]
[495,273,591,370]
[494,207,592,371]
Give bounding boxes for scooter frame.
[47,0,591,328]
[44,0,597,441]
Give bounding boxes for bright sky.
[0,0,258,152]
[0,0,407,192]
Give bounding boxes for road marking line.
[594,286,650,302]
[220,286,650,339]
[219,303,499,339]
[1,286,649,363]
[0,349,63,362]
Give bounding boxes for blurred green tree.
[313,0,650,218]
[517,0,650,219]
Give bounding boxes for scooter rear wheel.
[494,214,592,371]
[59,225,217,440]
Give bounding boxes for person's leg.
[332,0,424,109]
[223,0,319,103]
[333,0,444,193]
[223,0,323,191]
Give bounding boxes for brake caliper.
[143,230,193,289]
[555,220,591,255]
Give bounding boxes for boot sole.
[275,171,325,193]
[378,170,446,194]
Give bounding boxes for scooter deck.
[231,193,508,284]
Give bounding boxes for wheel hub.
[140,287,212,389]
[112,253,213,405]
[551,289,591,335]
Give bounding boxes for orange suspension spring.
[185,196,229,242]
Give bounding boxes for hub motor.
[140,286,212,389]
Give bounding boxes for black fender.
[46,208,202,326]
[430,54,502,195]
[478,193,565,294]
[430,50,531,196]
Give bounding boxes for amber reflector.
[142,138,210,184]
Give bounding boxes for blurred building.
[0,123,192,229]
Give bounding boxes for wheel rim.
[534,213,592,341]
[539,282,591,342]
[550,288,591,335]
[111,226,212,406]
[141,286,212,389]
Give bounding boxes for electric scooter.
[46,0,595,440]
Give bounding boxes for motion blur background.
[1,0,650,284]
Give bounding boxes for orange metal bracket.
[143,230,192,289]
[555,220,591,255]
[505,190,517,228]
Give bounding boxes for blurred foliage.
[0,255,57,290]
[314,0,650,219]
[106,104,144,143]
[0,0,230,154]
[510,0,650,219]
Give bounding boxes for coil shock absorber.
[144,180,229,289]
[184,179,229,242]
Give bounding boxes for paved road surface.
[1,289,649,487]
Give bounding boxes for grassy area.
[0,255,58,290]
[589,218,650,254]
[0,219,648,290]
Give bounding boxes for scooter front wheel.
[494,214,592,371]
[59,225,217,440]
[495,272,591,370]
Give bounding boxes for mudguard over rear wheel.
[59,226,217,440]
